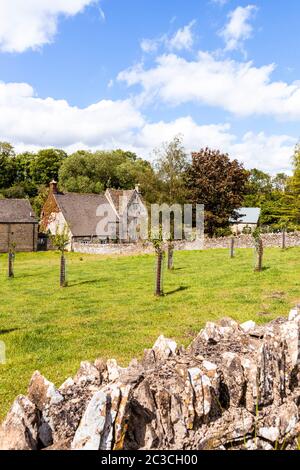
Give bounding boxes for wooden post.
[155,249,164,296]
[282,228,286,250]
[60,253,67,287]
[255,238,263,272]
[167,242,174,270]
[8,252,14,278]
[230,237,235,258]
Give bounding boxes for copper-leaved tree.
[185,148,249,237]
[50,225,69,287]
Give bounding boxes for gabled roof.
[0,199,38,223]
[230,207,261,225]
[105,189,136,218]
[54,192,110,237]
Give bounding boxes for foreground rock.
[1,310,300,450]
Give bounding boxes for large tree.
[185,148,249,236]
[59,149,160,202]
[30,148,67,185]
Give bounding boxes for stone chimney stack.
[50,180,58,194]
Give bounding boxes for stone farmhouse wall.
[0,223,38,253]
[72,231,300,255]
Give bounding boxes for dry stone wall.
[72,232,300,255]
[2,309,300,450]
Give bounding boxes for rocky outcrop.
[2,310,300,450]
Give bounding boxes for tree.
[150,230,165,297]
[0,142,16,189]
[59,150,127,193]
[59,149,160,203]
[272,173,289,193]
[253,229,263,272]
[242,168,290,229]
[185,148,249,236]
[50,225,70,287]
[30,148,67,185]
[8,242,16,278]
[154,135,189,204]
[167,238,174,270]
[273,145,300,229]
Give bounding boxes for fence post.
[282,228,286,250]
[155,249,164,296]
[167,242,174,270]
[8,252,14,278]
[60,253,67,287]
[230,237,235,258]
[255,238,264,272]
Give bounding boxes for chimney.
[135,183,141,194]
[50,180,58,194]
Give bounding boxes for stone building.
[0,199,38,252]
[40,181,148,250]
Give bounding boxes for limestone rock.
[71,389,107,450]
[240,320,256,333]
[0,396,38,450]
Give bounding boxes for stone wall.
[0,223,38,253]
[72,241,155,256]
[2,309,300,450]
[72,231,300,256]
[205,231,300,249]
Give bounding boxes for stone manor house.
[40,181,148,250]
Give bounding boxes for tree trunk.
[282,228,286,250]
[255,238,263,272]
[8,252,14,278]
[230,237,235,258]
[60,253,67,287]
[155,249,164,296]
[167,243,174,270]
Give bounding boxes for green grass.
[0,247,300,419]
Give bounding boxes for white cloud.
[0,80,294,173]
[0,0,97,53]
[230,131,295,173]
[220,5,257,52]
[211,0,229,6]
[140,38,160,54]
[0,81,144,147]
[140,21,196,54]
[118,51,300,120]
[167,21,196,51]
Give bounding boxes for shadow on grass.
[68,278,103,287]
[0,328,20,335]
[260,266,271,272]
[164,286,190,296]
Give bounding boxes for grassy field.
[0,247,300,419]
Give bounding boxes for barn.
[0,199,38,253]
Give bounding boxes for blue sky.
[0,0,300,173]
